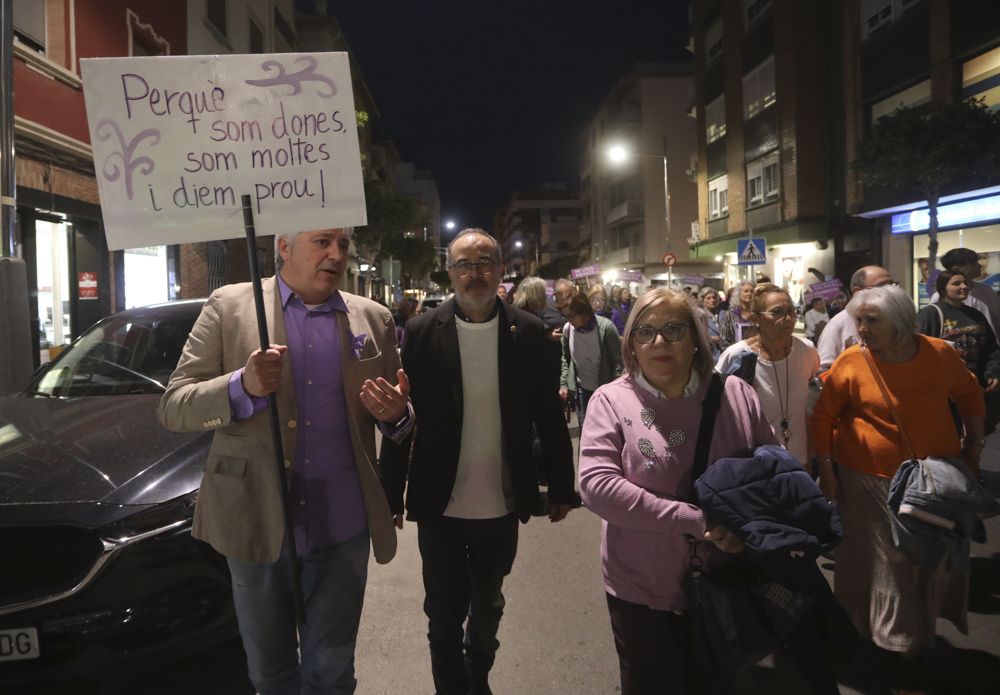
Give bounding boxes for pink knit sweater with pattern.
[579,374,775,612]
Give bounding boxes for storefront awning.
[855,185,1000,219]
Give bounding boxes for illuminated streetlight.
[514,240,523,249]
[607,144,628,165]
[445,220,456,231]
[606,141,672,269]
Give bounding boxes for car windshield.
[29,313,192,397]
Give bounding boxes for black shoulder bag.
[682,373,812,676]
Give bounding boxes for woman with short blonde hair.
[716,283,819,465]
[580,288,774,694]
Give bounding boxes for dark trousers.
[417,515,519,695]
[606,593,707,695]
[576,384,595,427]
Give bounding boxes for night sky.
[298,1,691,233]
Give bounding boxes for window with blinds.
[13,0,45,52]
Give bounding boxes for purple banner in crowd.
[681,275,705,287]
[618,270,644,283]
[804,278,846,302]
[570,263,601,279]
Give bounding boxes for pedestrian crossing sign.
[737,238,767,266]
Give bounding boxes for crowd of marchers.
[158,226,998,695]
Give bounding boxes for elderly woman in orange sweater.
[810,285,985,695]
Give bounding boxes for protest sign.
[81,53,365,250]
[570,263,601,280]
[804,278,846,302]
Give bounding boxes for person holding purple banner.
[159,227,411,695]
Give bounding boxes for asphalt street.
[14,423,1000,695]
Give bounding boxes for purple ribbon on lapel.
[349,332,368,360]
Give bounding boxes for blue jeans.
[226,531,370,695]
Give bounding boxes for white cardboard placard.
[81,53,366,250]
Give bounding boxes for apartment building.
[496,185,581,278]
[689,0,1000,302]
[579,62,710,293]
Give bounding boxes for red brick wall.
[15,2,187,147]
[723,0,747,234]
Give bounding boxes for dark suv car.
[0,299,237,684]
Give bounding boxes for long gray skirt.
[834,465,969,654]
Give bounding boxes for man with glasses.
[380,228,575,695]
[817,265,897,371]
[540,277,578,341]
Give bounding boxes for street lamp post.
[606,142,672,282]
[440,220,458,269]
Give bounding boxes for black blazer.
[380,298,575,522]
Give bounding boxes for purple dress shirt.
[227,277,381,555]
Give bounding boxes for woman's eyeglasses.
[758,307,800,321]
[632,322,691,344]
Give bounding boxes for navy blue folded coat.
[693,444,843,564]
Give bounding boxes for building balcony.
[603,246,643,267]
[606,200,644,225]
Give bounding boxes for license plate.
[0,627,40,662]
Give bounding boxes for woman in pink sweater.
[579,288,775,695]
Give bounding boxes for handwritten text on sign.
[81,53,366,251]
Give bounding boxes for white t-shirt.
[567,321,601,391]
[716,336,819,465]
[803,308,829,339]
[447,315,512,519]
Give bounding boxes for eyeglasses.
[758,307,800,321]
[632,322,691,344]
[448,257,498,276]
[873,280,899,288]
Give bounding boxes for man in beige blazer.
[159,227,410,695]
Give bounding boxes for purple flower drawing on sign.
[244,56,336,98]
[349,332,368,360]
[96,119,160,201]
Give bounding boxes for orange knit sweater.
[810,335,985,479]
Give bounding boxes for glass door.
[34,219,71,363]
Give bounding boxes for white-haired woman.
[696,286,723,359]
[579,288,774,694]
[717,281,754,350]
[810,285,985,695]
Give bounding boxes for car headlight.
[103,490,198,546]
